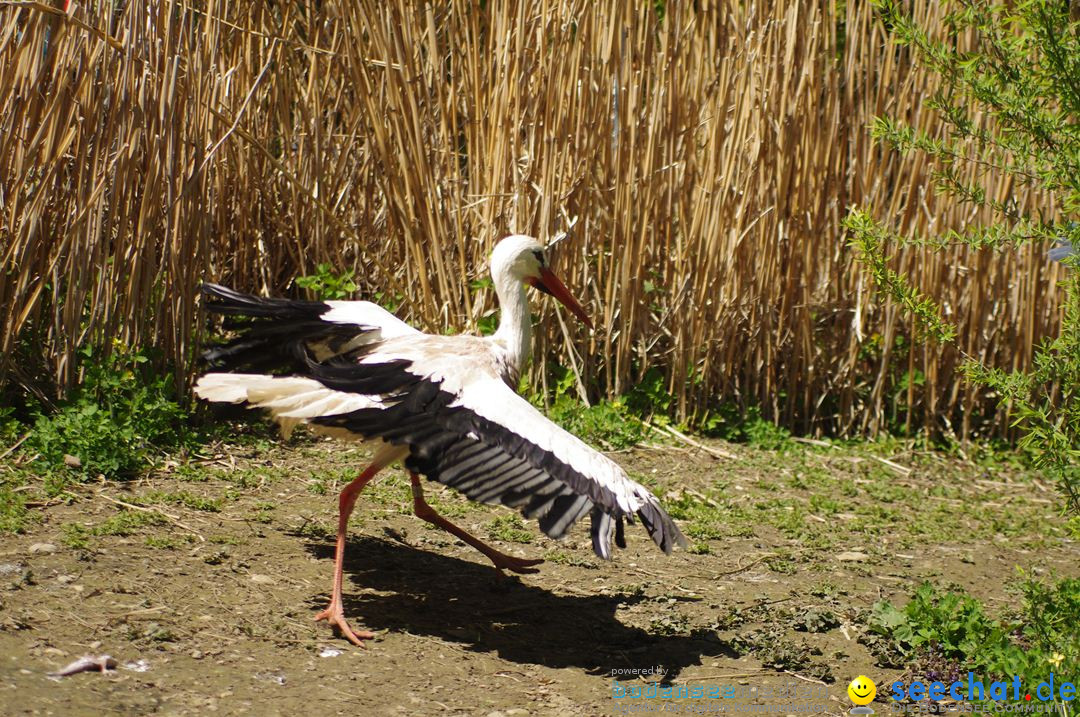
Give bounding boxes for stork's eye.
[531,249,546,266]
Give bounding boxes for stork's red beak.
[528,267,592,329]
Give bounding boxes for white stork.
[194,235,685,645]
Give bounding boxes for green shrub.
[846,0,1080,514]
[698,403,792,449]
[547,395,647,450]
[867,578,1080,691]
[537,363,649,450]
[24,345,190,479]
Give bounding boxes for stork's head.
[491,235,592,328]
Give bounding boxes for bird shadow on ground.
[302,534,732,681]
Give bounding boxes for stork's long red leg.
[409,473,543,574]
[314,462,383,646]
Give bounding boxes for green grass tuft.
[544,550,598,568]
[139,490,221,512]
[486,513,534,544]
[0,483,33,533]
[60,509,169,549]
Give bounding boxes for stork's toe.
[490,554,544,574]
[315,603,377,646]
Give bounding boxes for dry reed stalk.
[0,0,1062,438]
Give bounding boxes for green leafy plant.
[295,263,358,300]
[866,579,1080,692]
[24,344,190,480]
[0,406,19,443]
[542,364,649,450]
[624,367,673,423]
[547,397,647,450]
[699,403,791,449]
[476,312,499,337]
[845,0,1080,513]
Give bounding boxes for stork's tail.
[200,284,358,373]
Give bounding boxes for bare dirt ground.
[1,434,1076,716]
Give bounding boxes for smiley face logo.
[848,675,877,706]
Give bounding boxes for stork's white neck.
[491,264,531,379]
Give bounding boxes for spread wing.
[305,352,685,559]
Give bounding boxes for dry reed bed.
[0,1,1063,436]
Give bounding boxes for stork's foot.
[488,553,544,575]
[315,601,376,647]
